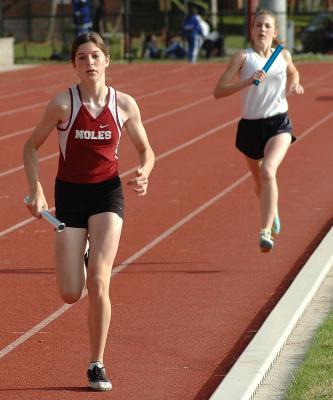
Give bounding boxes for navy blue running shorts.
[235,112,296,160]
[55,175,124,228]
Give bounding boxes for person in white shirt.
[213,9,304,252]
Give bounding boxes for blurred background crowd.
[0,0,332,63]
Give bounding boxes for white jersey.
[239,48,288,119]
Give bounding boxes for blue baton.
[253,44,284,86]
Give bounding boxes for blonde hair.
[251,9,284,46]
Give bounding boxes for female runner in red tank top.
[23,32,155,391]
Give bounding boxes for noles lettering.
[75,130,112,140]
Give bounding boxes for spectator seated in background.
[197,13,210,42]
[201,30,225,58]
[142,34,162,59]
[164,36,186,59]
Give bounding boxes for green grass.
[293,53,333,62]
[285,310,333,399]
[14,37,126,63]
[225,35,245,49]
[15,42,56,61]
[13,36,333,64]
[289,14,313,28]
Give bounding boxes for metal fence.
[1,4,332,61]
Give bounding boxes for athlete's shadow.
[0,267,53,275]
[42,386,90,392]
[193,215,333,400]
[0,386,90,393]
[316,96,333,101]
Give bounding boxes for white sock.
[89,361,104,370]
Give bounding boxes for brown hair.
[251,9,284,46]
[71,32,109,63]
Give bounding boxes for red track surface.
[0,62,333,400]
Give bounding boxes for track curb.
[209,226,333,400]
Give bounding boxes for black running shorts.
[235,112,296,160]
[55,175,124,228]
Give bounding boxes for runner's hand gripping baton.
[253,44,284,86]
[24,196,66,232]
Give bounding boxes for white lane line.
[0,118,238,237]
[0,95,216,177]
[0,153,58,178]
[1,63,327,141]
[113,173,250,274]
[144,95,212,124]
[0,83,60,101]
[0,127,33,141]
[0,206,54,238]
[0,172,250,360]
[1,107,333,233]
[0,74,211,141]
[300,69,333,89]
[0,215,36,237]
[209,227,333,400]
[0,65,325,141]
[0,106,333,359]
[296,110,333,143]
[0,64,148,100]
[0,304,72,359]
[0,64,193,106]
[123,117,240,177]
[0,102,47,117]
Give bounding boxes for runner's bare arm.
[23,91,71,216]
[213,50,255,98]
[118,92,155,196]
[283,49,304,95]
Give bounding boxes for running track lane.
[0,63,333,400]
[0,64,330,226]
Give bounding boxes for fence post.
[210,0,218,29]
[60,0,69,58]
[261,0,287,42]
[27,0,32,42]
[0,0,3,37]
[287,20,294,52]
[123,0,132,62]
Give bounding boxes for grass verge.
[285,309,333,399]
[13,37,333,64]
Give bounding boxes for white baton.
[24,196,66,232]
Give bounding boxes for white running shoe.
[87,363,112,391]
[260,229,274,252]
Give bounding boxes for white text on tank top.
[56,85,124,183]
[239,48,288,119]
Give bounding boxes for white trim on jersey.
[58,86,81,160]
[108,88,123,160]
[57,85,123,162]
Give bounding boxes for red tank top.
[56,85,123,183]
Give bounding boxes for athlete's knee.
[59,287,83,304]
[260,163,276,182]
[87,275,109,300]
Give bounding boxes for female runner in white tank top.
[213,9,304,252]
